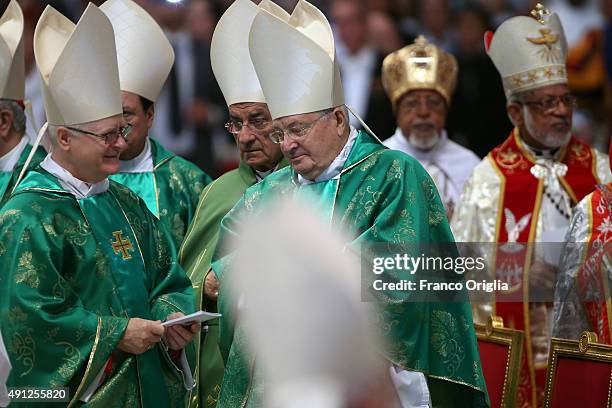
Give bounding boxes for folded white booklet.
[162,311,221,327]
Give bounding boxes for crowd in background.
[17,0,612,176]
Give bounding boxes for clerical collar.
[0,137,28,172]
[297,127,358,186]
[40,155,109,198]
[119,138,153,173]
[523,141,560,160]
[255,166,275,182]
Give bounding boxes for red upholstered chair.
[475,316,524,408]
[544,332,612,408]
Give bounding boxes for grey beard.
[527,124,571,149]
[407,129,441,151]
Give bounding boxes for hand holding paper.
[163,311,219,351]
[162,311,221,327]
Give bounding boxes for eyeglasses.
[268,110,333,144]
[224,117,271,135]
[398,95,445,112]
[66,124,133,145]
[521,94,576,113]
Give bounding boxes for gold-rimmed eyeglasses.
[66,124,133,145]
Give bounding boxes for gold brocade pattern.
[244,190,263,213]
[421,179,446,226]
[394,209,416,242]
[15,252,40,289]
[385,159,403,181]
[64,219,90,247]
[359,152,382,172]
[45,328,59,342]
[10,328,35,377]
[94,248,110,279]
[55,342,81,379]
[431,310,465,376]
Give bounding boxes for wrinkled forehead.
[77,114,123,133]
[274,111,323,128]
[228,102,271,119]
[529,83,570,98]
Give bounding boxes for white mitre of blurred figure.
[34,4,121,126]
[227,199,382,408]
[100,0,174,103]
[248,0,344,120]
[0,0,25,101]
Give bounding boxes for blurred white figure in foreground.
[0,330,10,407]
[227,199,400,408]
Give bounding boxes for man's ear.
[145,104,155,129]
[0,109,14,139]
[507,103,524,128]
[333,107,348,137]
[56,127,72,151]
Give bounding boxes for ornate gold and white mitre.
[381,35,457,109]
[34,3,122,126]
[100,0,173,103]
[0,0,24,101]
[210,0,271,107]
[485,3,568,97]
[248,0,344,119]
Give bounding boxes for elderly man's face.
[228,102,283,172]
[511,84,573,149]
[120,91,153,161]
[396,90,447,150]
[61,114,127,183]
[276,107,347,181]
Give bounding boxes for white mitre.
[0,0,24,101]
[34,4,122,125]
[211,0,272,107]
[100,0,174,103]
[486,3,568,97]
[259,0,290,22]
[248,0,344,119]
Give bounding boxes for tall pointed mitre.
[259,0,290,22]
[100,0,174,103]
[249,0,344,119]
[0,0,24,100]
[210,0,268,107]
[485,3,568,97]
[34,4,122,125]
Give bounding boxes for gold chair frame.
[543,331,612,408]
[474,316,524,408]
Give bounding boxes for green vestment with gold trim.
[179,158,289,408]
[211,131,490,407]
[0,168,196,407]
[110,138,212,248]
[0,144,47,207]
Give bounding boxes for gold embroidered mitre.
[381,35,457,109]
[485,3,568,98]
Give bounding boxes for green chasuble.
[179,158,288,408]
[110,138,212,248]
[0,144,46,207]
[211,131,489,407]
[0,168,196,407]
